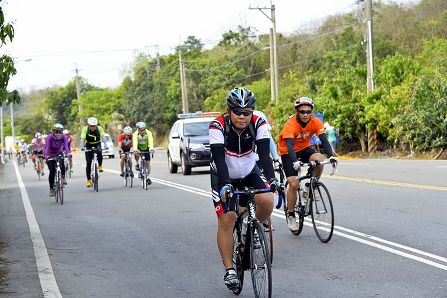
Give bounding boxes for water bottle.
[241,217,248,243]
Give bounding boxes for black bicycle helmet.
[227,87,256,109]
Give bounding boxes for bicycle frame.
[47,153,65,205]
[85,148,100,192]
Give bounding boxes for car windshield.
[104,135,112,142]
[183,122,210,136]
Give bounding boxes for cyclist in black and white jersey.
[209,87,280,291]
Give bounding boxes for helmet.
[53,123,64,131]
[123,126,133,135]
[87,117,98,125]
[135,122,146,129]
[63,129,70,135]
[227,87,256,109]
[35,132,42,139]
[294,96,314,108]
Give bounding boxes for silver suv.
[167,116,215,175]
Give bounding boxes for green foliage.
[0,4,17,101]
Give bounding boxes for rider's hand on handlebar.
[273,159,281,171]
[292,161,301,171]
[81,146,86,151]
[269,178,282,193]
[329,156,338,165]
[219,184,234,203]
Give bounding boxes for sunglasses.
[232,109,254,117]
[139,129,145,132]
[54,131,62,134]
[298,110,312,115]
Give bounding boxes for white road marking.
[13,161,63,297]
[104,168,447,272]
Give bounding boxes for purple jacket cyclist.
[45,123,71,197]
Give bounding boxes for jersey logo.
[296,132,311,139]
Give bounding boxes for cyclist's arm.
[285,138,298,163]
[147,130,154,151]
[210,144,231,184]
[317,133,334,157]
[256,138,276,181]
[132,131,138,151]
[80,126,87,147]
[98,126,106,144]
[44,136,51,158]
[269,135,279,160]
[63,135,71,155]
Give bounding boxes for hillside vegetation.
[13,0,447,155]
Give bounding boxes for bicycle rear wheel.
[250,221,272,298]
[232,221,244,295]
[310,182,334,243]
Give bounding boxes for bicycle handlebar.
[223,187,274,213]
[296,159,338,176]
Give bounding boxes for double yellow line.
[325,175,447,192]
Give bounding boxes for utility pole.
[178,48,189,113]
[364,0,377,153]
[75,67,83,129]
[10,100,15,151]
[0,102,4,164]
[155,45,161,72]
[250,3,279,104]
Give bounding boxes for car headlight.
[189,143,205,150]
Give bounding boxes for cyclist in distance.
[209,87,280,291]
[31,132,46,175]
[253,110,281,170]
[278,96,337,233]
[118,126,134,177]
[80,117,107,188]
[45,124,71,197]
[132,121,154,185]
[63,129,74,175]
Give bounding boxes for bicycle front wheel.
[310,182,334,243]
[94,164,99,192]
[250,221,272,298]
[232,222,244,295]
[264,217,273,264]
[59,171,64,205]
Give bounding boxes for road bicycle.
[64,155,72,178]
[18,151,27,167]
[34,153,45,180]
[47,153,65,205]
[122,151,134,187]
[276,159,337,242]
[137,151,153,190]
[84,148,101,192]
[226,187,274,298]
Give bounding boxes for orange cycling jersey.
[278,115,325,156]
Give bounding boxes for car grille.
[204,144,210,150]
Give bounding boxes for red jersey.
[118,133,133,150]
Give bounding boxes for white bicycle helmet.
[294,96,314,108]
[135,122,146,129]
[63,129,70,135]
[35,132,42,139]
[123,126,133,135]
[87,117,98,125]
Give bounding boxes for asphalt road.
[0,150,446,297]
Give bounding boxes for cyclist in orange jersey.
[278,97,337,233]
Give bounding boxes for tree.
[0,2,18,104]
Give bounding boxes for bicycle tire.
[250,221,272,298]
[59,170,64,205]
[94,164,99,192]
[293,189,306,236]
[265,217,273,264]
[232,220,244,295]
[310,182,334,243]
[54,172,59,203]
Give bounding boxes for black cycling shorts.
[138,151,151,161]
[281,146,318,177]
[211,166,269,216]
